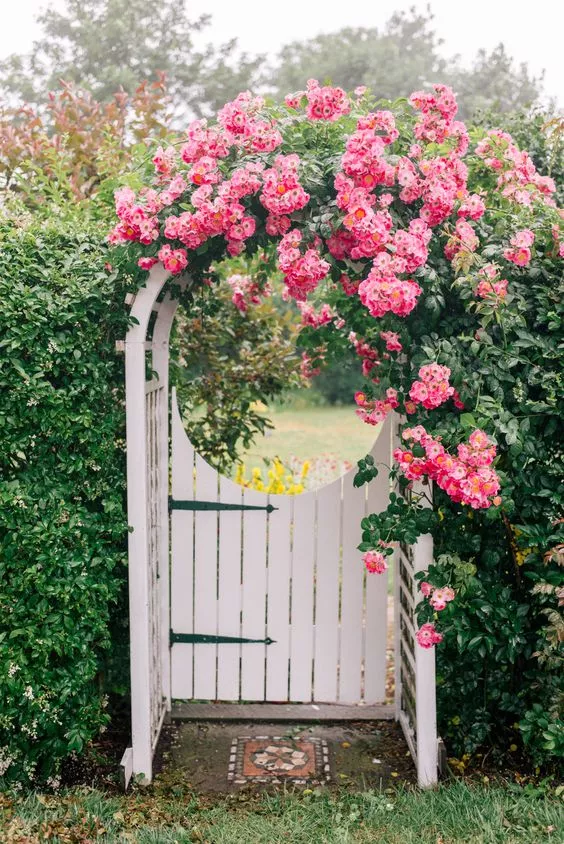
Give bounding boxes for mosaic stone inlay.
[227,736,331,785]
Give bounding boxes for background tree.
[266,7,543,119]
[269,9,448,104]
[449,44,545,118]
[0,0,262,118]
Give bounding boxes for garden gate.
[121,268,437,789]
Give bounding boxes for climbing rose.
[429,586,456,611]
[362,550,388,574]
[157,244,188,274]
[458,193,486,220]
[304,78,350,121]
[356,388,399,425]
[137,257,158,271]
[503,229,535,266]
[227,274,271,313]
[395,426,500,509]
[416,622,443,648]
[260,154,310,215]
[277,229,330,300]
[409,364,455,410]
[380,331,403,352]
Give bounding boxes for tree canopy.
[266,10,543,118]
[0,0,262,117]
[0,2,544,121]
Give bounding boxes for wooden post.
[412,531,438,788]
[125,335,153,782]
[124,266,174,783]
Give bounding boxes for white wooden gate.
[122,267,437,788]
[170,390,391,706]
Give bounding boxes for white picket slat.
[338,470,366,703]
[313,477,342,702]
[265,494,293,701]
[192,454,219,700]
[170,392,195,700]
[240,486,269,700]
[216,475,243,700]
[364,417,392,702]
[289,491,316,702]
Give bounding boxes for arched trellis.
[121,267,438,788]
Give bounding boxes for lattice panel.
[145,380,166,748]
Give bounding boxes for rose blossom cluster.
[420,580,456,611]
[355,388,399,425]
[110,127,268,263]
[475,264,508,303]
[277,229,330,300]
[476,129,556,207]
[444,219,479,262]
[217,92,282,153]
[227,274,271,313]
[503,229,535,267]
[110,187,161,246]
[298,302,335,328]
[458,193,486,220]
[285,78,350,121]
[300,350,324,379]
[415,582,456,648]
[325,104,436,321]
[409,84,464,146]
[409,364,455,410]
[394,426,501,509]
[416,622,443,648]
[349,332,380,378]
[380,331,402,352]
[109,93,288,270]
[260,154,310,216]
[359,255,423,318]
[362,541,394,574]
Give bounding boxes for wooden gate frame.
[121,267,438,788]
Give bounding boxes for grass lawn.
[2,779,562,843]
[238,404,378,473]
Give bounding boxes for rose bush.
[111,81,563,766]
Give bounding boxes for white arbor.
[121,267,438,788]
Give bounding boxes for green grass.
[238,404,378,471]
[2,780,563,843]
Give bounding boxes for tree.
[269,9,448,104]
[449,44,544,118]
[0,0,262,119]
[266,7,543,119]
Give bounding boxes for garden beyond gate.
[122,267,438,789]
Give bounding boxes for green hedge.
[0,217,130,786]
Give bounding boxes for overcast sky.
[1,0,562,105]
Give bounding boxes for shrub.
[0,214,131,785]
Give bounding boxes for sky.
[0,0,563,105]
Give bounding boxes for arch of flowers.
[112,78,563,651]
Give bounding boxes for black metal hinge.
[170,632,276,645]
[169,498,277,514]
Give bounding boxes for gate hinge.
[170,632,276,646]
[169,497,277,514]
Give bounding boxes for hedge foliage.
[0,216,131,785]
